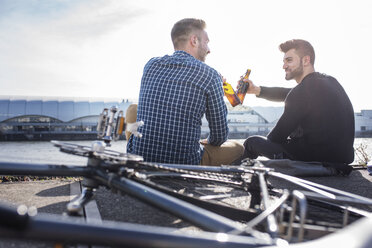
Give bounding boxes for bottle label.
[223,82,235,95]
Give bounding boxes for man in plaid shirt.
[126,18,243,165]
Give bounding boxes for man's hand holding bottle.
[238,76,261,97]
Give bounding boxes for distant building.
[355,110,372,137]
[201,105,278,139]
[0,96,133,141]
[1,96,371,141]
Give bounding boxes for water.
[0,138,371,165]
[0,140,128,165]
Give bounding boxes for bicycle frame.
[0,155,280,246]
[1,153,371,245]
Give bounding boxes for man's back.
[127,51,228,164]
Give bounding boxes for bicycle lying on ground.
[0,106,371,247]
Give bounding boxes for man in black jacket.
[241,39,355,175]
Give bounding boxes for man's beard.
[285,60,303,80]
[196,47,207,62]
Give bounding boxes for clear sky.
[0,0,371,112]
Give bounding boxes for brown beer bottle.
[223,80,241,107]
[237,69,251,103]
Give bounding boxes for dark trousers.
[241,135,351,176]
[243,135,292,160]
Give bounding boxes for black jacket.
[259,72,355,164]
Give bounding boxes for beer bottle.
[237,69,251,103]
[223,80,241,107]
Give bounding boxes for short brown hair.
[279,39,315,66]
[171,18,206,49]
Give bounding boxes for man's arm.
[267,87,308,143]
[242,79,291,102]
[205,74,229,146]
[258,86,292,102]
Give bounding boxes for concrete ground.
[269,167,372,205]
[0,178,197,247]
[0,167,371,247]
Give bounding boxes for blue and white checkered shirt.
[127,51,228,164]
